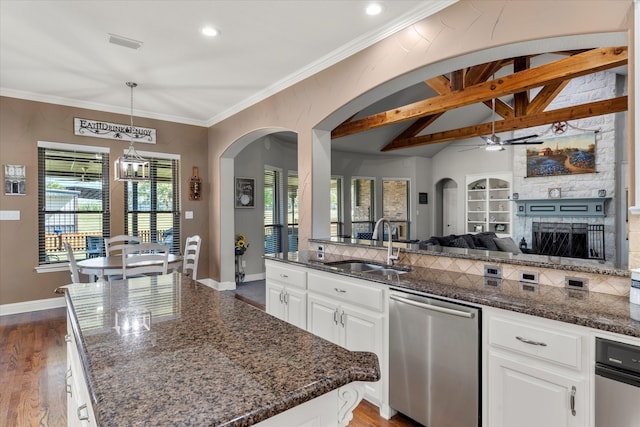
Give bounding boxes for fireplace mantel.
[515,198,610,217]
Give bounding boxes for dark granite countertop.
[64,273,380,426]
[267,251,640,339]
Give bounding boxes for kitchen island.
[63,272,380,426]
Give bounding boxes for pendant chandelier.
[114,81,149,181]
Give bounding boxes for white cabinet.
[306,271,387,412]
[466,173,512,236]
[265,260,307,329]
[66,315,97,426]
[486,308,590,427]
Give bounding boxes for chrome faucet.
[372,218,400,265]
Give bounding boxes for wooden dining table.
[76,254,182,281]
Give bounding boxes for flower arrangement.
[235,234,249,255]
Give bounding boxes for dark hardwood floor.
[0,305,421,426]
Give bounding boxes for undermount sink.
[325,260,411,275]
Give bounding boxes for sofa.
[419,231,521,254]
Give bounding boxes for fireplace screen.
[532,222,604,260]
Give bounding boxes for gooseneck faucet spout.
[372,218,400,265]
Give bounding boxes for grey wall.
[234,135,298,278]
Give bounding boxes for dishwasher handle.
[390,293,475,319]
[596,364,640,388]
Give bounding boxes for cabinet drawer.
[266,263,307,289]
[308,272,384,312]
[489,317,582,369]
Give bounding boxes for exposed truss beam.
[331,47,627,141]
[381,96,627,151]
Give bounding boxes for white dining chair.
[182,235,202,280]
[121,242,169,279]
[104,235,142,256]
[63,242,81,283]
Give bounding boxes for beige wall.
[0,97,208,304]
[0,1,636,304]
[207,0,635,282]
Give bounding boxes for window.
[38,142,110,265]
[382,178,410,240]
[351,177,375,237]
[287,172,298,252]
[330,176,343,236]
[125,153,180,254]
[264,167,283,254]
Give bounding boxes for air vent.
[108,33,143,50]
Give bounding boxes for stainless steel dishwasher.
[595,337,640,427]
[389,289,481,427]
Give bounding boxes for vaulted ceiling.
[331,46,628,156]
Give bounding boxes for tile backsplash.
[317,242,630,297]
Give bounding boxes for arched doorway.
[435,178,458,236]
[220,128,298,287]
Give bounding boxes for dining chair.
[121,242,169,279]
[104,235,142,256]
[182,235,202,280]
[63,242,81,283]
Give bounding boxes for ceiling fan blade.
[506,140,544,145]
[458,145,483,152]
[504,134,540,143]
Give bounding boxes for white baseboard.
[243,272,266,282]
[197,278,236,291]
[197,273,265,291]
[0,296,66,316]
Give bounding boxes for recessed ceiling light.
[365,3,384,16]
[201,26,220,37]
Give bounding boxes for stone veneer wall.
[318,242,630,297]
[512,71,620,266]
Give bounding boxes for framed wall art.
[235,177,255,208]
[526,133,596,177]
[4,164,26,195]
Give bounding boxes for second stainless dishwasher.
[389,289,481,427]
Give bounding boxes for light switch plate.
[185,211,193,219]
[0,210,20,220]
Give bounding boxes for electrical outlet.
[241,260,246,267]
[519,271,539,284]
[484,265,502,279]
[565,276,588,290]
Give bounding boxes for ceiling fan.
[481,94,542,151]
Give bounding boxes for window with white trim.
[124,152,180,254]
[38,142,110,265]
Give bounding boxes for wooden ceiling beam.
[332,47,627,139]
[395,114,444,140]
[381,96,627,152]
[513,56,530,116]
[527,81,570,114]
[482,98,514,120]
[425,75,451,94]
[464,60,505,87]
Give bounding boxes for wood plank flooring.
[0,307,67,427]
[0,307,421,427]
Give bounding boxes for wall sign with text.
[74,118,156,144]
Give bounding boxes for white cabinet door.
[489,352,587,427]
[341,304,383,403]
[285,286,307,329]
[266,281,286,321]
[307,293,341,344]
[341,304,382,354]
